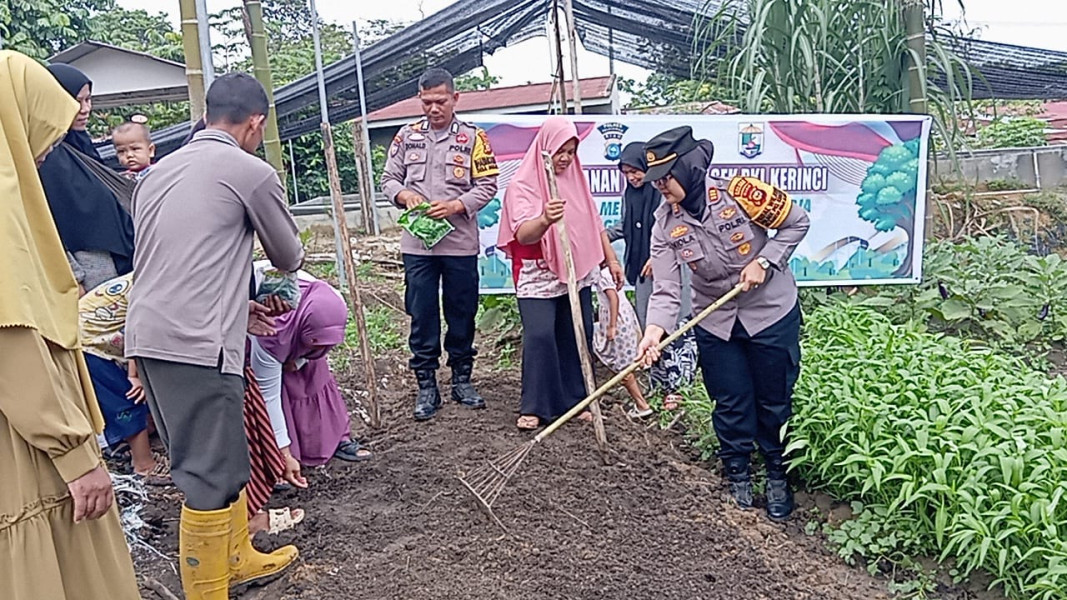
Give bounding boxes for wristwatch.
[755,256,771,270]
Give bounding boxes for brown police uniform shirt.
[125,130,305,376]
[380,116,499,256]
[646,174,810,341]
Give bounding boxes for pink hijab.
[498,116,604,283]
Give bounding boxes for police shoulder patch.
[471,129,499,178]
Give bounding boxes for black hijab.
[46,64,101,159]
[670,140,715,219]
[618,142,661,284]
[39,64,135,275]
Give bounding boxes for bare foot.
[249,511,269,536]
[577,411,593,422]
[516,415,540,430]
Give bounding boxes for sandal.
[266,507,305,535]
[627,406,654,419]
[663,393,683,411]
[516,415,540,430]
[333,439,373,462]
[134,454,172,486]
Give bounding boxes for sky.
[115,0,1067,91]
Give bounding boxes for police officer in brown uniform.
[637,126,810,520]
[381,68,499,421]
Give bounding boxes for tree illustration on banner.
[856,139,920,277]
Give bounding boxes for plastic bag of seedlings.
[256,268,302,309]
[398,203,455,249]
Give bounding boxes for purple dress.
[257,279,351,466]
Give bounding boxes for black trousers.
[403,254,479,371]
[517,288,594,422]
[694,302,801,467]
[136,357,250,511]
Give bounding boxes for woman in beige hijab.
[0,50,139,600]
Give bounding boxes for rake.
[459,282,745,529]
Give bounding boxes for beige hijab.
[0,51,81,348]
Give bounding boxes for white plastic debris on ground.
[110,472,172,563]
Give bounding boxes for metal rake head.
[457,441,535,532]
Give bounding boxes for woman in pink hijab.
[498,117,624,430]
[250,266,372,478]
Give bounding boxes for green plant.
[359,306,403,354]
[800,236,1067,357]
[693,0,977,150]
[784,303,1067,600]
[975,117,1048,149]
[986,178,1029,192]
[476,295,520,337]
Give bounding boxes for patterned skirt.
[243,365,286,517]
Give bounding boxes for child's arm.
[606,287,620,339]
[126,360,145,403]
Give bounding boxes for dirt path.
[132,351,898,600]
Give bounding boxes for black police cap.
[643,126,699,182]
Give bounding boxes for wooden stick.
[322,122,382,429]
[143,577,181,600]
[541,151,608,458]
[535,283,744,443]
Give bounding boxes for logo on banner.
[739,123,764,159]
[597,122,629,161]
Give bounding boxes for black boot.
[450,362,485,409]
[413,369,442,421]
[764,456,795,521]
[724,458,753,509]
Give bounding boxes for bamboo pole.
[310,0,381,428]
[194,0,215,87]
[244,0,287,193]
[178,0,206,121]
[541,151,608,458]
[351,122,375,235]
[323,122,381,428]
[562,0,583,114]
[903,0,932,243]
[551,1,568,114]
[351,21,381,235]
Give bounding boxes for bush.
[785,303,1067,599]
[801,236,1067,357]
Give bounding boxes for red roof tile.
[366,76,616,123]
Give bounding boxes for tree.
[856,140,921,276]
[88,7,184,62]
[617,73,726,109]
[0,0,113,60]
[455,67,499,92]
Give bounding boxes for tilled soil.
[131,356,898,600]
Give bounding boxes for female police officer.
[636,126,810,521]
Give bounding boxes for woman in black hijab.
[39,64,135,293]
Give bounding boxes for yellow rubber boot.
[179,504,232,600]
[229,489,299,593]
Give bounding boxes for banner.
[468,114,932,293]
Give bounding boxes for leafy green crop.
[398,204,455,249]
[786,303,1067,599]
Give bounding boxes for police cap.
[643,126,699,182]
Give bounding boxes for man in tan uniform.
[0,50,139,600]
[381,67,499,421]
[127,73,305,599]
